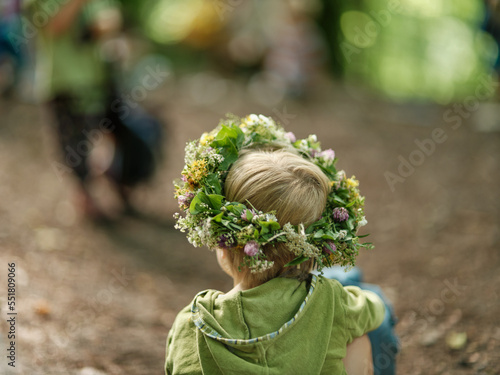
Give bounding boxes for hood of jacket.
[166,274,385,375]
[190,275,339,375]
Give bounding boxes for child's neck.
[232,278,251,292]
[223,277,254,296]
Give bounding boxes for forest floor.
[1,78,499,375]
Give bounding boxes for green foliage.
[211,125,245,171]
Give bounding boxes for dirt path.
[1,81,499,374]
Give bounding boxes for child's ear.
[216,248,226,259]
[216,248,233,278]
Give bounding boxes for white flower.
[299,139,308,150]
[249,259,274,273]
[358,216,368,227]
[265,213,278,222]
[282,223,320,258]
[338,230,348,239]
[245,114,259,125]
[258,115,273,127]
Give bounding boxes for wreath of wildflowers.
[174,114,373,273]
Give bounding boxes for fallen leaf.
[34,299,51,316]
[446,331,467,350]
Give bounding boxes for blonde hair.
[223,149,331,287]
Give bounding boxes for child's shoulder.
[172,289,223,323]
[315,274,348,294]
[315,275,384,313]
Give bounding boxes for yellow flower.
[186,159,208,185]
[346,176,359,188]
[200,133,214,146]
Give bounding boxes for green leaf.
[317,164,337,180]
[205,173,222,195]
[334,196,347,205]
[321,233,335,240]
[347,219,355,231]
[259,220,280,235]
[227,203,246,216]
[285,256,309,267]
[218,151,239,171]
[228,223,243,231]
[189,192,224,214]
[260,225,269,235]
[306,218,326,234]
[212,125,245,170]
[313,230,325,239]
[212,212,224,222]
[246,209,253,221]
[269,221,281,231]
[189,192,209,214]
[325,230,336,238]
[207,194,224,210]
[213,125,239,145]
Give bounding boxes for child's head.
[221,148,331,287]
[174,115,372,287]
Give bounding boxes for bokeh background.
[1,0,499,374]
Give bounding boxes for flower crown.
[174,114,373,273]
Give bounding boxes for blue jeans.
[321,266,400,375]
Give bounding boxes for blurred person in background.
[262,0,326,99]
[31,0,122,219]
[32,0,162,220]
[484,0,500,77]
[477,0,500,131]
[0,0,24,97]
[223,0,326,101]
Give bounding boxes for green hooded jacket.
[165,275,385,375]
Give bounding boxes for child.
[168,115,394,374]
